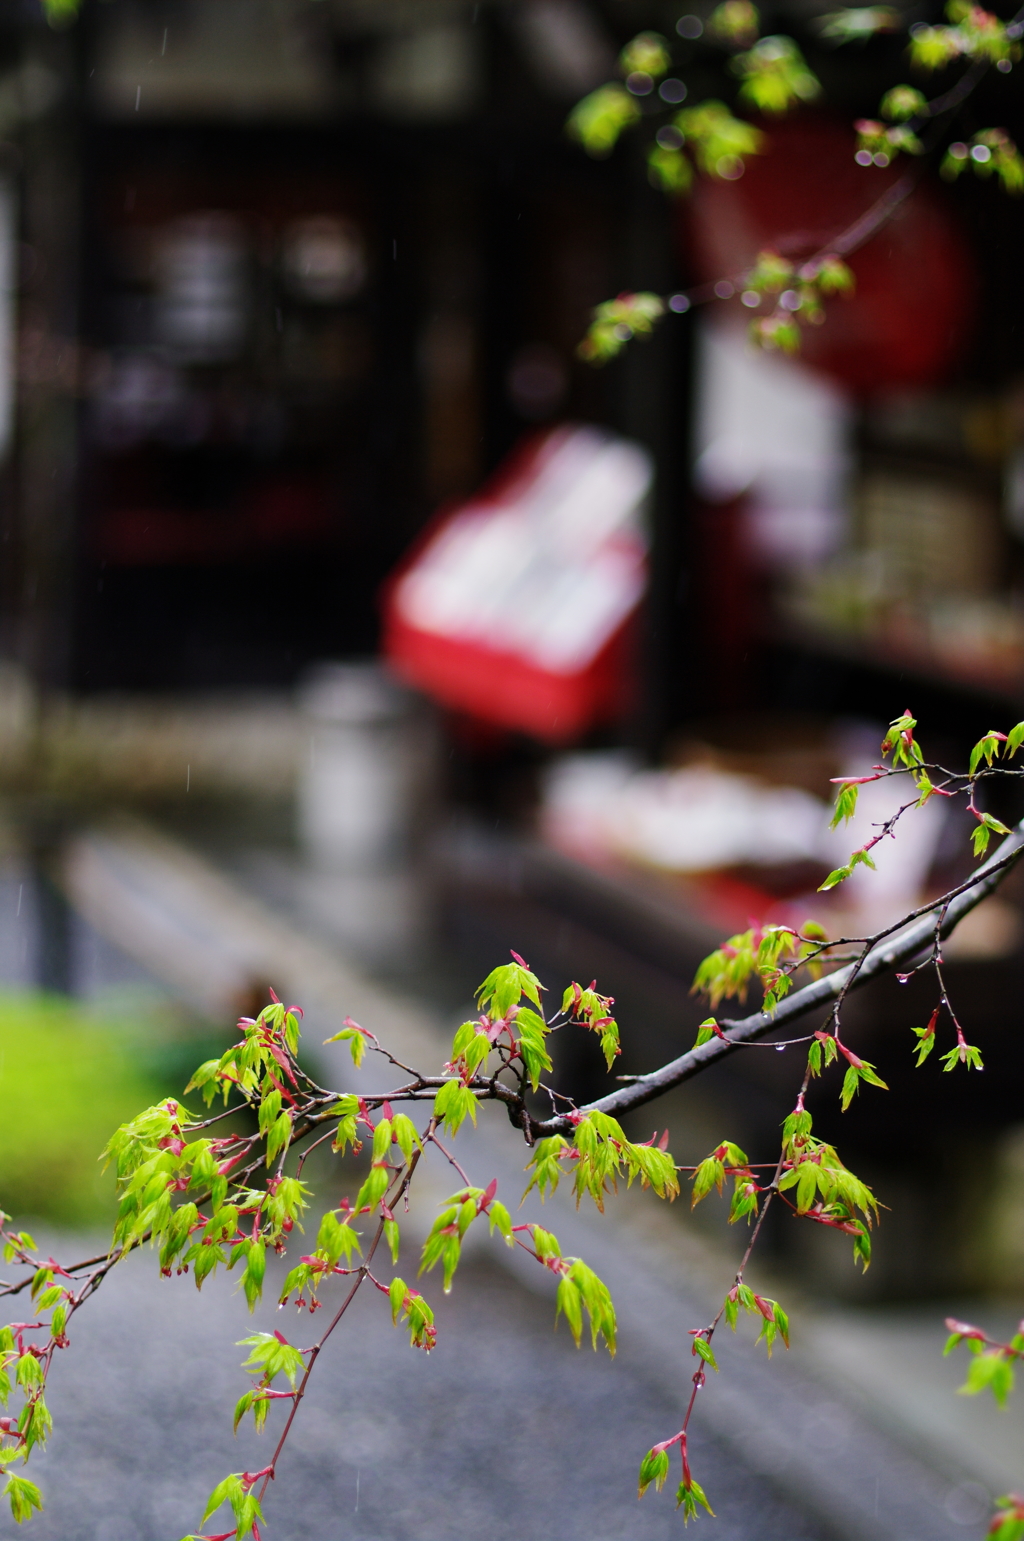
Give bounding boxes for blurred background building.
[3,2,1024,1533]
[2,0,1024,1272]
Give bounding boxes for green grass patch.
[0,990,223,1228]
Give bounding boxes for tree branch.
[526,819,1024,1137]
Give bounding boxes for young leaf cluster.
[196,1470,265,1541]
[186,997,303,1108]
[560,980,621,1069]
[432,955,557,1131]
[731,35,821,115]
[278,1207,362,1311]
[104,1090,310,1298]
[648,99,764,196]
[524,1111,679,1210]
[638,1431,715,1523]
[723,1284,791,1355]
[944,1319,1024,1408]
[689,1139,760,1224]
[388,1278,437,1351]
[779,1110,878,1268]
[909,0,1022,72]
[419,1181,513,1293]
[554,1257,618,1355]
[806,1035,889,1111]
[692,921,826,1010]
[577,291,666,364]
[742,249,856,355]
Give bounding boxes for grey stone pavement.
[8,1239,829,1541]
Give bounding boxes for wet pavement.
[15,1242,829,1541]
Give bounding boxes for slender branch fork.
[253,1120,437,1509]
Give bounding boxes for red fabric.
[384,604,633,744]
[381,429,641,744]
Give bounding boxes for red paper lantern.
[683,115,975,393]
